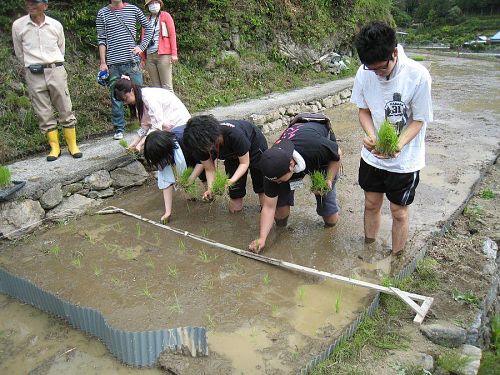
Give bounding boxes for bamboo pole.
[98,206,433,323]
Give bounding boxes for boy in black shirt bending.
[183,115,268,213]
[249,114,341,253]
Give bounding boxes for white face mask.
[148,3,161,14]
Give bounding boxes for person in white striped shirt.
[96,0,154,140]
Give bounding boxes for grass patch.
[0,165,11,187]
[310,170,330,195]
[118,139,128,149]
[411,55,426,61]
[452,289,480,308]
[480,189,495,199]
[436,350,471,373]
[375,119,399,156]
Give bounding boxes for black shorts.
[358,158,420,206]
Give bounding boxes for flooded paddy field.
[1,52,499,374]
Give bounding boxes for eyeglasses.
[363,59,391,71]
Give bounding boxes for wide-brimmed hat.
[259,139,294,180]
[144,0,163,6]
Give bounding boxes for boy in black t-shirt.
[183,115,268,213]
[249,114,341,253]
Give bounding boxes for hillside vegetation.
[0,0,393,163]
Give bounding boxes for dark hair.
[183,115,221,156]
[354,22,397,65]
[143,131,178,170]
[113,77,144,121]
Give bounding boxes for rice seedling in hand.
[177,167,199,198]
[211,168,229,196]
[310,170,330,195]
[375,119,399,157]
[0,165,12,188]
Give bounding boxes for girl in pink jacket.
[141,0,177,92]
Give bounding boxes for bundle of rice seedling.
[118,139,128,149]
[0,165,12,188]
[310,170,330,195]
[375,119,399,156]
[211,168,229,196]
[176,167,198,197]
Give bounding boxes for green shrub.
[0,165,12,188]
[375,119,399,156]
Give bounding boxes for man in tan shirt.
[12,0,82,161]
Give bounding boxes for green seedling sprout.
[178,239,186,253]
[206,313,216,330]
[201,276,214,290]
[375,119,399,156]
[0,165,12,188]
[169,291,182,314]
[145,256,155,270]
[167,265,178,278]
[310,170,330,195]
[111,277,121,287]
[125,248,136,260]
[297,286,305,303]
[198,250,211,263]
[271,304,279,316]
[136,223,142,239]
[71,257,82,269]
[94,266,102,277]
[49,244,61,256]
[335,294,342,313]
[211,168,229,196]
[177,167,199,198]
[142,284,153,299]
[263,273,271,286]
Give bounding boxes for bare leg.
[390,202,409,255]
[275,205,290,227]
[229,197,243,213]
[364,192,384,242]
[323,212,339,227]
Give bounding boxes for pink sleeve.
[164,12,177,57]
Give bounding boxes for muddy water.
[1,53,499,374]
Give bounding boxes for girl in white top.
[113,75,190,151]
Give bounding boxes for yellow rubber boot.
[63,127,82,158]
[46,129,60,162]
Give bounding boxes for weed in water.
[297,286,305,303]
[310,170,330,195]
[169,291,182,314]
[480,189,495,199]
[142,284,153,299]
[118,139,128,149]
[71,257,82,269]
[94,266,102,277]
[167,265,178,278]
[375,119,399,156]
[263,273,271,286]
[178,239,186,253]
[145,256,155,270]
[452,290,480,308]
[335,294,342,313]
[436,350,471,373]
[211,168,229,196]
[49,244,61,256]
[0,165,12,188]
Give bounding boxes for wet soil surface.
[0,52,499,374]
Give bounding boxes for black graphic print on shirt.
[384,92,409,135]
